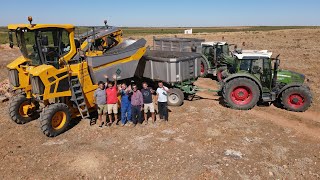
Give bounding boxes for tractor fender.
[222,74,263,96]
[276,83,306,98]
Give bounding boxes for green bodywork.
[276,69,305,84]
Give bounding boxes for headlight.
[8,69,20,87]
[30,75,44,95]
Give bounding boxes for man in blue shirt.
[120,83,132,126]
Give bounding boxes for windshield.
[16,29,41,65]
[15,28,71,67]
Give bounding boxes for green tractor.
[221,50,312,112]
[201,42,235,81]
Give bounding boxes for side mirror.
[8,32,14,48]
[41,35,49,46]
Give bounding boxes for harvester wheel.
[200,58,209,77]
[40,103,71,137]
[9,94,39,124]
[223,78,260,110]
[280,86,312,112]
[216,66,227,82]
[168,88,184,106]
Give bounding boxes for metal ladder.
[70,77,90,119]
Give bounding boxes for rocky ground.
[0,29,319,179]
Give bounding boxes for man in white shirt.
[156,81,170,121]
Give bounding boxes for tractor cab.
[232,50,274,92]
[201,41,230,66]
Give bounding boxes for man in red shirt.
[105,74,118,126]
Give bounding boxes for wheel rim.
[200,62,205,75]
[51,111,67,130]
[230,86,253,105]
[169,93,180,104]
[18,101,30,118]
[287,93,304,109]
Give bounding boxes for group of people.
[93,74,170,127]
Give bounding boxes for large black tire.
[280,86,312,112]
[9,94,39,124]
[223,78,260,110]
[40,103,71,137]
[216,66,227,82]
[200,58,209,77]
[168,88,184,106]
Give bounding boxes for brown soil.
[0,29,319,179]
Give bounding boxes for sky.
[0,0,319,27]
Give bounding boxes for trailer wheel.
[223,78,260,110]
[280,86,312,112]
[9,94,39,124]
[200,58,209,77]
[168,88,184,106]
[40,103,71,137]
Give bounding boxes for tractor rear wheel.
[280,86,312,112]
[9,94,39,124]
[40,103,71,137]
[168,88,184,106]
[223,78,260,110]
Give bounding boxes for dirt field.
[0,28,319,179]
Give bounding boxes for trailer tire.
[280,86,312,112]
[40,103,71,137]
[223,78,260,110]
[9,94,39,124]
[168,88,184,106]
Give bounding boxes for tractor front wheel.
[9,94,40,124]
[168,88,184,106]
[280,86,312,112]
[40,103,71,137]
[200,58,209,77]
[216,66,227,82]
[223,78,260,110]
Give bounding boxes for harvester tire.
[223,78,260,110]
[280,86,312,112]
[9,94,39,124]
[168,88,184,106]
[40,103,71,137]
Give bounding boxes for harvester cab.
[221,50,312,112]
